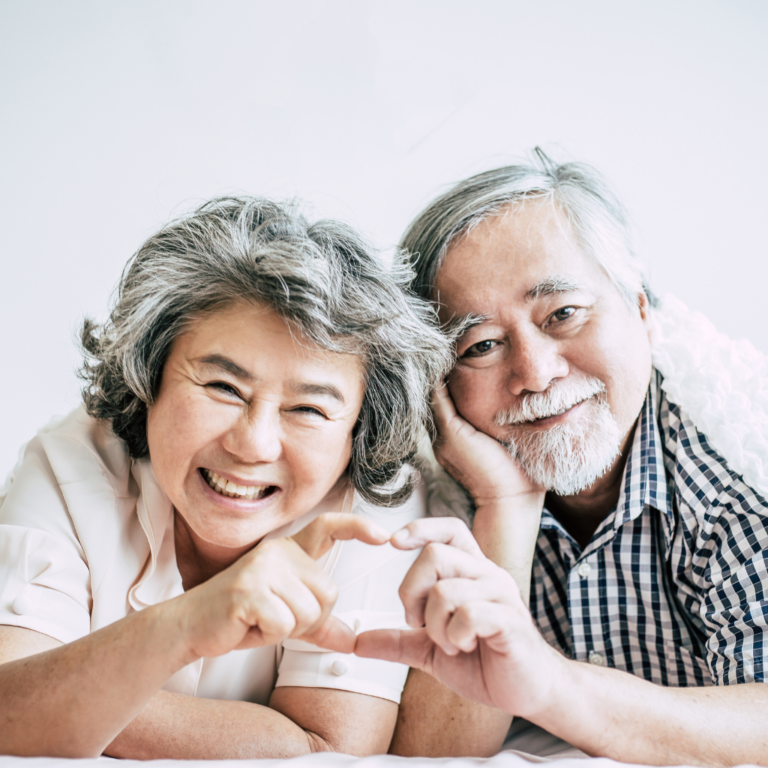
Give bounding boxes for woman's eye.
[207,381,241,398]
[293,406,326,418]
[551,306,576,323]
[463,339,497,358]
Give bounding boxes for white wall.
[1,0,766,473]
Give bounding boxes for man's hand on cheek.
[354,517,564,719]
[431,384,543,509]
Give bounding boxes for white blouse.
[0,408,422,705]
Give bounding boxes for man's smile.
[525,398,587,428]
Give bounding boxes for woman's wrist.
[140,597,203,672]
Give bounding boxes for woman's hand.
[174,513,389,663]
[431,384,542,508]
[355,517,561,717]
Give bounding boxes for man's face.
[434,199,653,496]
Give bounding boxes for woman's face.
[146,302,365,559]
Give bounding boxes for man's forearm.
[390,669,511,757]
[106,690,328,760]
[532,655,768,767]
[471,497,543,603]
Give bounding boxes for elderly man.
[356,151,768,764]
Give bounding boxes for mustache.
[494,377,607,427]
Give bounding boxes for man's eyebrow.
[196,354,254,381]
[289,381,346,404]
[444,313,489,340]
[526,277,581,301]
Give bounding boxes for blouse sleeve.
[0,436,92,643]
[274,484,426,703]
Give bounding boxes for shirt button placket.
[588,650,604,666]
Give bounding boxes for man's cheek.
[447,368,499,428]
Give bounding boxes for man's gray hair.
[400,148,654,308]
[80,196,453,506]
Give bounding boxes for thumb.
[300,615,356,654]
[354,627,433,670]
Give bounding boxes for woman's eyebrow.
[195,356,345,404]
[289,381,346,404]
[196,354,254,381]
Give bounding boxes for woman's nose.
[222,410,282,464]
[507,333,568,395]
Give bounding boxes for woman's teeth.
[202,470,268,500]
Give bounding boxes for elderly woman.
[0,197,451,759]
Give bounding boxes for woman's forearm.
[0,603,192,757]
[105,690,324,760]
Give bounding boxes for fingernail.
[392,529,410,544]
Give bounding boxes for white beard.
[495,377,622,497]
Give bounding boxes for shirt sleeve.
[687,478,768,685]
[0,436,92,644]
[275,484,426,703]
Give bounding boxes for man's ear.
[637,290,656,345]
[637,290,650,321]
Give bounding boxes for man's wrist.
[473,490,545,519]
[512,642,575,723]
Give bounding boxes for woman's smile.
[200,468,277,501]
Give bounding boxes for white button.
[577,561,592,579]
[330,659,350,676]
[588,651,604,666]
[12,590,35,615]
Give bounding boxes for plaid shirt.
[530,369,768,686]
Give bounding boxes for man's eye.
[463,340,497,357]
[551,307,576,323]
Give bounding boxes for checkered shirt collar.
[540,372,674,552]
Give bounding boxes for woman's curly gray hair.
[80,197,453,506]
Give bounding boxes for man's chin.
[504,409,622,497]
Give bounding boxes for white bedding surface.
[0,753,714,768]
[0,755,614,768]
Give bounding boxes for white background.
[1,0,767,474]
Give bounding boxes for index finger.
[291,512,390,559]
[390,517,484,558]
[430,382,458,436]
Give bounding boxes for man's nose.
[222,409,282,464]
[507,332,569,395]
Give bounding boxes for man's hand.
[431,384,543,508]
[355,517,561,717]
[176,513,390,662]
